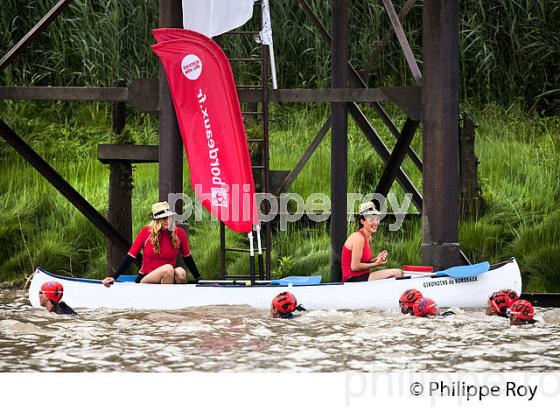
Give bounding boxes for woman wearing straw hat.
[340,201,403,282]
[102,201,201,287]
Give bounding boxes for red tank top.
[341,230,373,282]
[128,226,190,274]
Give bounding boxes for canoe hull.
[28,258,522,310]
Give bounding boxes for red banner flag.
[152,29,258,233]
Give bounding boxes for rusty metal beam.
[97,144,159,163]
[128,79,159,112]
[0,85,411,104]
[0,0,73,73]
[0,118,130,253]
[296,0,423,172]
[107,79,132,274]
[266,88,388,102]
[274,117,331,196]
[330,0,349,283]
[0,85,420,106]
[421,0,461,269]
[0,86,128,102]
[349,103,423,212]
[158,0,183,207]
[364,0,417,80]
[375,118,419,199]
[381,0,423,85]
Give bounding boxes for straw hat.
[151,201,177,219]
[358,201,381,217]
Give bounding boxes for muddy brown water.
[1,289,560,372]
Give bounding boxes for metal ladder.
[217,1,271,281]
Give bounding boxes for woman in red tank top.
[341,202,403,282]
[102,201,201,287]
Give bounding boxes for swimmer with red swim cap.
[412,297,441,317]
[38,281,77,316]
[399,292,454,317]
[509,299,537,325]
[399,289,423,315]
[486,290,512,318]
[500,288,519,303]
[270,291,307,319]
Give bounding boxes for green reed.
[1,101,559,291]
[1,1,558,112]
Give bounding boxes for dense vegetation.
[1,0,558,112]
[1,1,559,290]
[1,102,558,291]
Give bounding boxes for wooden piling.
[107,79,133,274]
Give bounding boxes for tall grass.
[1,101,559,291]
[269,102,422,202]
[1,1,559,112]
[0,1,558,290]
[0,0,158,86]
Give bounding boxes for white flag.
[259,0,273,46]
[259,0,277,89]
[182,0,255,37]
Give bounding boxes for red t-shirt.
[128,226,190,274]
[341,230,373,282]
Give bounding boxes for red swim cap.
[399,289,423,308]
[489,291,512,317]
[510,299,534,321]
[272,292,298,315]
[500,289,519,303]
[40,281,64,303]
[413,297,438,317]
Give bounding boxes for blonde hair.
[148,218,179,253]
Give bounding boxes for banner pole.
[256,224,264,279]
[269,43,278,89]
[256,224,262,254]
[249,231,255,284]
[261,0,277,89]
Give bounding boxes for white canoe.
[28,258,522,311]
